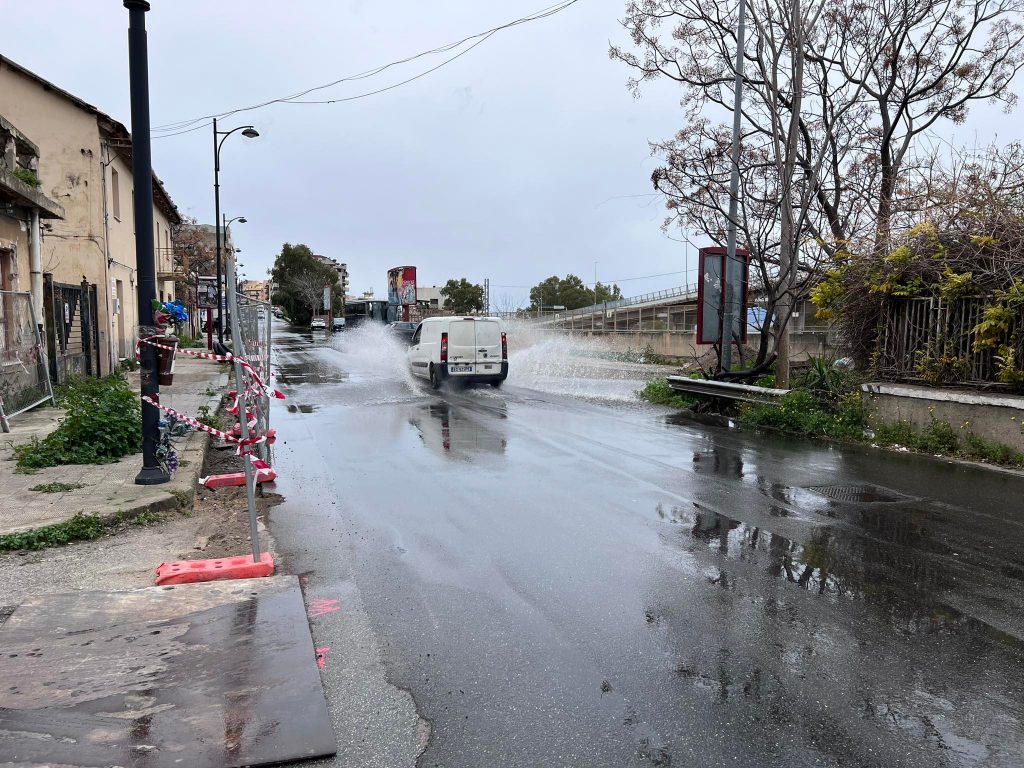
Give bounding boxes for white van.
[407,317,508,388]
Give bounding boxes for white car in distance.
[407,317,508,389]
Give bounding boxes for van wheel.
[490,380,503,388]
[428,364,441,389]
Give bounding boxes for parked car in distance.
[310,317,327,331]
[332,316,346,331]
[407,317,508,388]
[388,321,418,343]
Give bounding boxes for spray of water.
[504,320,650,402]
[325,322,423,402]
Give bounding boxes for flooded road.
[269,322,1024,768]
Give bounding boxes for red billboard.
[387,266,417,307]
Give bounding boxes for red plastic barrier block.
[155,552,275,585]
[202,467,278,489]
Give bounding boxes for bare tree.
[612,0,1024,374]
[288,269,331,316]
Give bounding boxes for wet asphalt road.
[268,323,1024,768]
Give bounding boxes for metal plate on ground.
[0,575,336,767]
[806,484,912,503]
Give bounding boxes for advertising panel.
[387,266,418,306]
[696,246,749,345]
[198,276,218,309]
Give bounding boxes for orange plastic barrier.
[155,552,275,585]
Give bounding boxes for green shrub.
[739,389,866,441]
[962,433,1024,467]
[919,419,959,454]
[11,166,41,188]
[638,378,697,408]
[14,376,141,469]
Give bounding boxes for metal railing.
[876,296,1018,385]
[544,284,699,323]
[235,293,273,464]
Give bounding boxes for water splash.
[325,322,423,402]
[505,322,653,402]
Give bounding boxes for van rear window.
[475,321,501,345]
[449,321,476,347]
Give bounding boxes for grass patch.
[639,378,698,408]
[29,481,86,493]
[14,375,141,470]
[0,507,167,552]
[0,513,107,551]
[873,418,1024,467]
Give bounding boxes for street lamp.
[213,119,258,344]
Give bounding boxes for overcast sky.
[6,0,704,307]
[9,1,1014,308]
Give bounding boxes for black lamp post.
[213,119,258,344]
[123,0,168,485]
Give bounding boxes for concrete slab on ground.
[0,575,335,767]
[0,356,229,536]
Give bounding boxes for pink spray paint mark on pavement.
[309,598,341,618]
[316,647,330,669]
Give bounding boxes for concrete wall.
[862,383,1024,453]
[0,60,177,373]
[556,329,836,363]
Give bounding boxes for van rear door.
[474,319,502,370]
[447,320,477,367]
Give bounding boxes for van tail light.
[501,332,508,360]
[440,332,448,363]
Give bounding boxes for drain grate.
[806,484,911,503]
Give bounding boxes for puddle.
[656,503,1019,643]
[275,362,348,386]
[408,403,508,459]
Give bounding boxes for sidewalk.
[0,356,228,536]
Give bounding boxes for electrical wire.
[151,0,580,135]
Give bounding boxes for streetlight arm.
[214,125,257,171]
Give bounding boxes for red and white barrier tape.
[137,337,285,400]
[142,395,266,455]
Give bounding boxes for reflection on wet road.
[270,323,1024,767]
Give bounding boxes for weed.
[639,378,698,408]
[14,375,141,469]
[29,481,86,493]
[739,390,868,441]
[195,404,223,431]
[962,433,1024,466]
[0,513,106,551]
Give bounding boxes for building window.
[111,168,120,220]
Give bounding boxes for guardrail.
[666,376,789,404]
[544,284,699,323]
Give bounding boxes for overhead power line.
[151,0,580,137]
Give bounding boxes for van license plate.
[451,365,473,373]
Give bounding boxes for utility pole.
[483,278,490,316]
[123,0,168,485]
[720,0,748,373]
